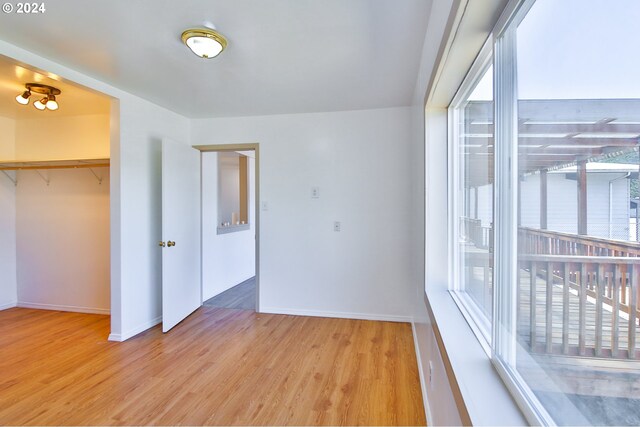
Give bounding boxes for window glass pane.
[513,0,640,424]
[453,64,494,332]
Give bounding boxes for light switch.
[334,221,341,232]
[311,187,320,198]
[261,201,269,211]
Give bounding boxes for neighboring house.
[471,162,638,241]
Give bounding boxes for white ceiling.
[0,55,111,119]
[0,0,432,118]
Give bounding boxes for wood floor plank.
[0,307,425,426]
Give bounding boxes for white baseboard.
[259,306,412,323]
[17,301,110,315]
[0,301,17,311]
[412,321,433,427]
[109,315,162,342]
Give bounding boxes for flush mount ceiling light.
[15,83,61,111]
[181,28,227,59]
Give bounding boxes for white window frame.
[491,0,567,424]
[448,38,495,355]
[448,0,563,424]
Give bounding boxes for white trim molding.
[108,316,162,342]
[17,301,110,315]
[412,321,434,426]
[0,301,17,311]
[260,307,412,323]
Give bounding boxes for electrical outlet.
[334,221,341,232]
[261,201,269,211]
[311,187,320,198]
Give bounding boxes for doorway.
[196,144,259,312]
[0,55,113,323]
[160,142,260,332]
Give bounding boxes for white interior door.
[162,138,201,333]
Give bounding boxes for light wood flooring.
[0,307,425,426]
[204,277,256,310]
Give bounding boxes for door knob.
[158,241,166,247]
[167,241,176,247]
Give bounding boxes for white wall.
[14,114,109,160]
[202,152,256,301]
[409,0,467,423]
[16,168,110,313]
[115,98,190,340]
[414,319,463,426]
[0,115,16,159]
[192,107,414,321]
[0,115,17,310]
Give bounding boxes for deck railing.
[519,227,640,257]
[460,217,492,249]
[461,220,640,360]
[519,255,639,359]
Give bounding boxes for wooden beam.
[461,137,639,147]
[540,170,548,229]
[577,160,588,235]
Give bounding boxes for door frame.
[193,143,261,312]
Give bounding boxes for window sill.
[423,287,527,426]
[216,223,250,235]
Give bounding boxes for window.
[450,54,494,344]
[448,0,640,424]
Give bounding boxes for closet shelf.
[0,158,110,171]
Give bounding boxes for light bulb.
[34,97,47,110]
[46,95,58,111]
[186,36,224,58]
[15,90,30,105]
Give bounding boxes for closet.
[0,159,110,316]
[0,54,112,319]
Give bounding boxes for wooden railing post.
[595,264,604,357]
[579,262,587,356]
[546,262,554,353]
[629,265,637,359]
[612,264,621,358]
[577,160,588,236]
[562,263,570,355]
[530,262,537,352]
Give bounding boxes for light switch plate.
[311,187,320,198]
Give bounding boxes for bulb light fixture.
[181,28,227,59]
[15,90,30,105]
[34,97,47,110]
[15,83,61,111]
